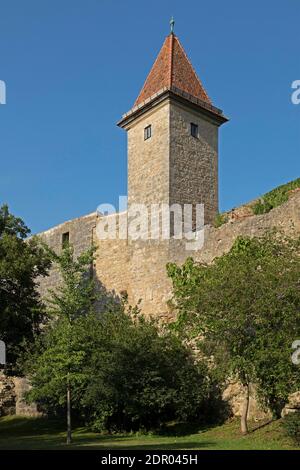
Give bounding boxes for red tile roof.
[134,34,211,107]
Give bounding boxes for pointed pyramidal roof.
[118,28,228,128]
[134,33,211,107]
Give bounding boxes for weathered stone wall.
[36,191,300,322]
[0,375,40,417]
[181,189,300,265]
[93,191,300,320]
[170,101,219,226]
[37,212,98,299]
[0,374,15,416]
[126,98,219,227]
[4,191,296,418]
[223,382,272,421]
[13,377,41,417]
[127,101,170,207]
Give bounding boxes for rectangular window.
[144,125,152,140]
[62,232,69,249]
[191,122,198,138]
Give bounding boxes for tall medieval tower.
[118,25,228,227]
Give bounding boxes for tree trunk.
[241,383,250,435]
[66,382,72,445]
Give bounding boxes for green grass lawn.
[0,415,298,450]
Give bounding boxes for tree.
[78,310,211,432]
[0,204,51,369]
[167,232,300,434]
[26,244,96,444]
[25,291,214,434]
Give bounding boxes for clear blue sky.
[0,0,299,233]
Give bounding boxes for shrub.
[80,312,213,432]
[281,413,300,446]
[252,199,273,215]
[25,308,217,433]
[252,178,300,215]
[167,233,300,434]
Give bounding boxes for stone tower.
[118,29,228,227]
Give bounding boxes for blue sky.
[0,0,299,233]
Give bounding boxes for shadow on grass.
[0,416,217,450]
[249,419,276,434]
[157,421,217,437]
[1,436,216,451]
[0,416,65,437]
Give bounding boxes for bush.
[167,233,300,434]
[282,413,300,446]
[252,199,273,215]
[252,178,300,215]
[25,308,217,433]
[80,312,212,432]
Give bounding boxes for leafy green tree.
[25,294,213,433]
[25,244,96,444]
[0,204,51,369]
[25,317,87,414]
[78,311,211,432]
[46,245,96,322]
[167,233,300,434]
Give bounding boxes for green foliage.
[24,244,216,433]
[45,244,97,322]
[252,178,300,215]
[214,212,229,228]
[282,413,300,446]
[0,204,29,238]
[25,317,87,412]
[167,232,300,418]
[25,306,213,432]
[80,312,212,432]
[24,245,97,409]
[252,199,272,215]
[0,205,51,369]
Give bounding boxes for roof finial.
[170,16,175,34]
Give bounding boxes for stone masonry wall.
[2,191,297,417]
[170,101,219,226]
[37,212,98,299]
[127,98,219,227]
[127,101,170,207]
[36,191,300,323]
[94,191,300,320]
[0,375,40,417]
[0,374,15,416]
